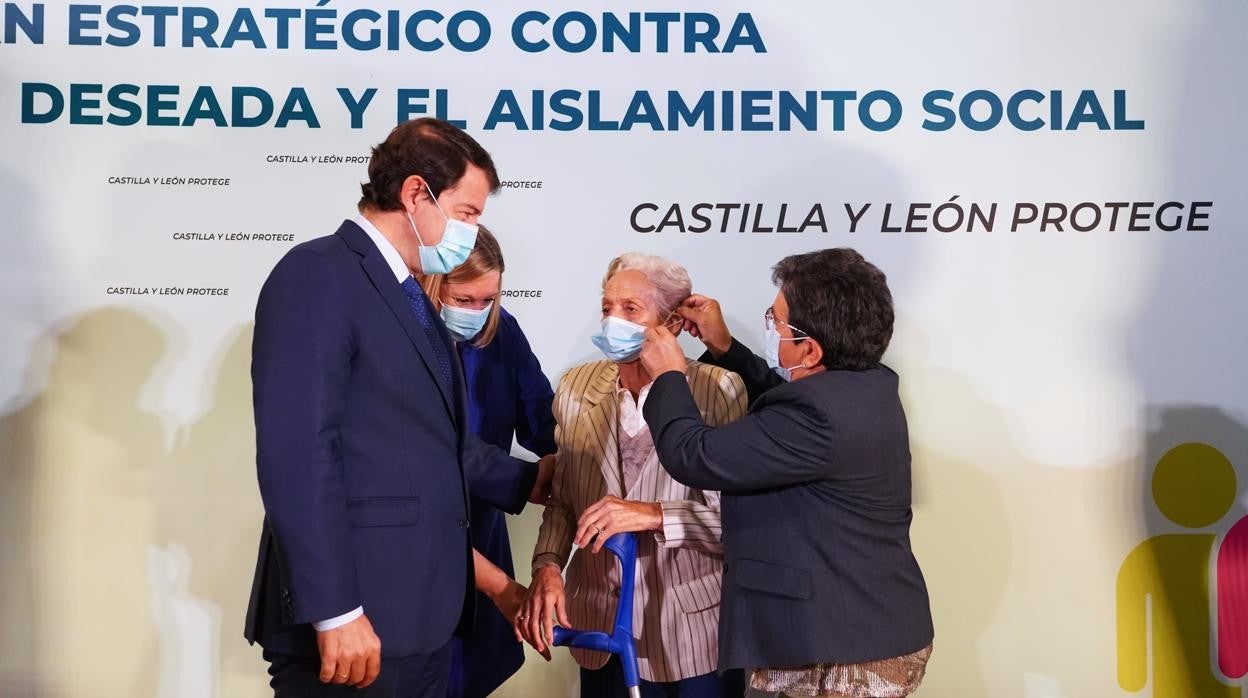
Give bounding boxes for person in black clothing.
[637,248,934,698]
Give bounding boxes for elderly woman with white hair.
[518,253,748,698]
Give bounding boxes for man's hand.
[529,454,556,504]
[641,324,688,379]
[575,495,663,553]
[316,613,381,688]
[678,294,732,357]
[515,565,568,659]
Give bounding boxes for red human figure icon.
[1219,514,1248,680]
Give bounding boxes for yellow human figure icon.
[1118,442,1238,697]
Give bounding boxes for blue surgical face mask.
[591,316,648,363]
[440,302,492,343]
[591,312,679,363]
[406,184,478,274]
[764,326,805,382]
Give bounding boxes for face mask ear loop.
[425,183,451,221]
[406,210,428,248]
[661,309,682,332]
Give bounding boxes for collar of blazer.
[335,220,459,423]
[580,358,696,407]
[570,359,697,499]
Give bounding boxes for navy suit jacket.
[449,308,556,697]
[244,220,537,659]
[643,339,933,670]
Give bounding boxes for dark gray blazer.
[642,339,933,670]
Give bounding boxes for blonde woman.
[417,226,558,698]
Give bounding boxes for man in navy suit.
[244,118,552,696]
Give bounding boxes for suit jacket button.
[458,519,469,529]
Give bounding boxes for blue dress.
[447,308,557,698]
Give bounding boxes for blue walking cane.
[552,532,642,698]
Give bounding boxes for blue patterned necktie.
[400,276,454,398]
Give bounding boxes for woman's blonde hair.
[419,225,505,347]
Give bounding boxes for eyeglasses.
[764,307,808,339]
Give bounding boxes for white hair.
[603,252,693,317]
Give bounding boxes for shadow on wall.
[0,311,271,698]
[0,160,48,696]
[0,163,51,364]
[155,323,268,698]
[1116,407,1248,698]
[0,308,170,698]
[899,317,1012,698]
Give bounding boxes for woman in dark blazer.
[418,226,557,698]
[637,248,934,698]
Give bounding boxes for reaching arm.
[461,434,539,514]
[677,293,782,403]
[653,368,748,553]
[509,319,558,457]
[699,338,784,405]
[474,549,526,624]
[531,449,575,573]
[643,371,832,492]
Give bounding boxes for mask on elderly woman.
[440,302,492,343]
[592,311,681,363]
[591,316,648,362]
[764,326,805,382]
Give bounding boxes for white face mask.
[764,326,805,382]
[590,311,679,363]
[406,184,478,274]
[591,316,648,363]
[440,302,492,343]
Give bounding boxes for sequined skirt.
[749,643,933,697]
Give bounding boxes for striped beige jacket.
[532,359,747,682]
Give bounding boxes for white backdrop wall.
[2,2,1246,697]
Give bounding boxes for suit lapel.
[579,362,623,498]
[337,221,457,422]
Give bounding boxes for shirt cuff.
[653,501,713,551]
[653,501,692,548]
[312,606,363,632]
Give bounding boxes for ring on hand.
[595,525,606,536]
[518,613,529,621]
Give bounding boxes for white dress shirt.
[354,213,411,282]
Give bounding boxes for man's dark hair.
[771,248,894,370]
[358,118,500,211]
